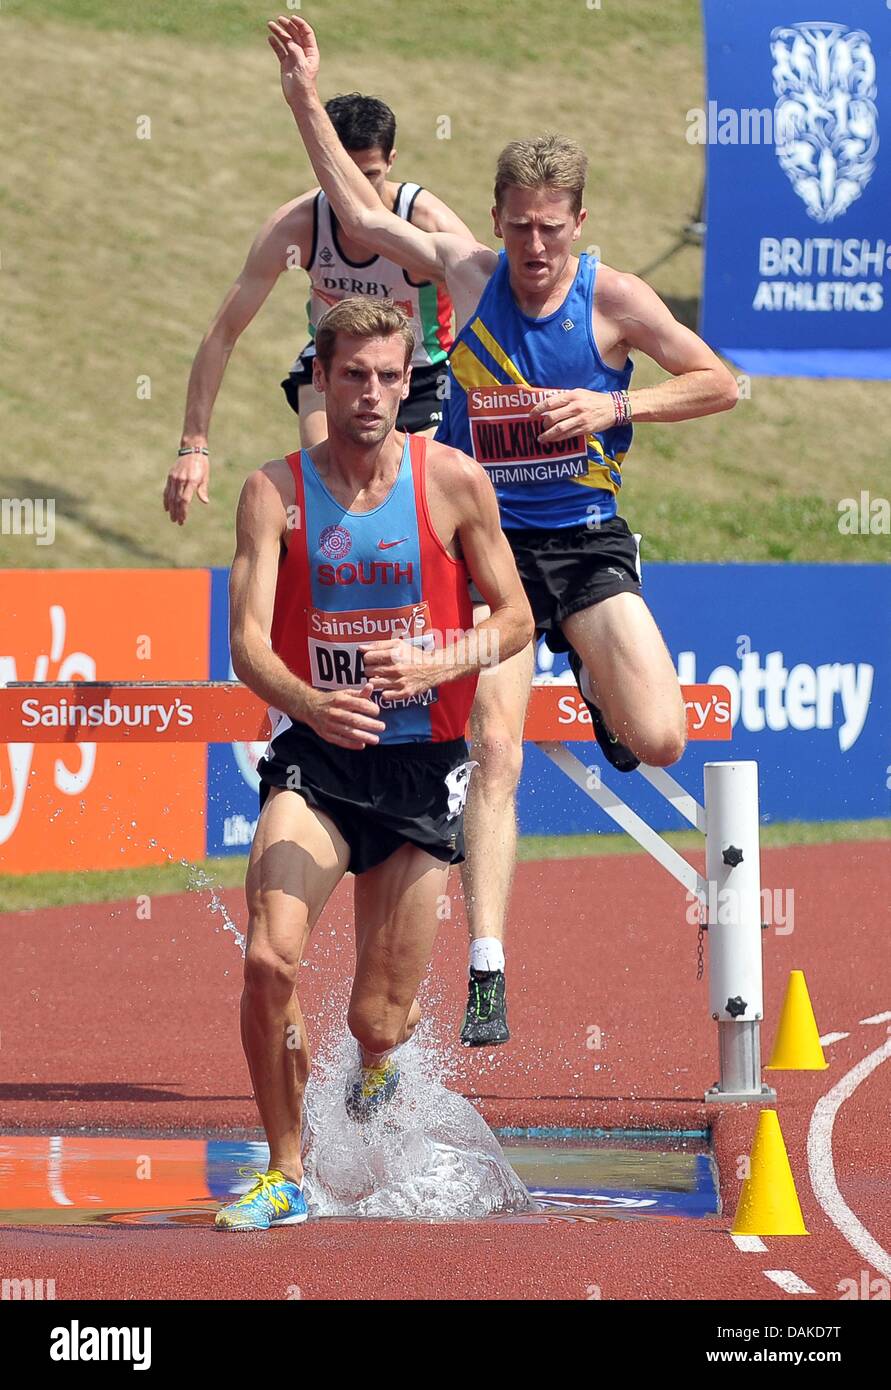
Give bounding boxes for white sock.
[469,937,505,974]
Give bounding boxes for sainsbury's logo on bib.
[467,384,588,487]
[307,601,437,705]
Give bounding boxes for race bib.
[467,384,588,487]
[307,602,438,708]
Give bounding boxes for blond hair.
[314,297,415,372]
[494,135,588,216]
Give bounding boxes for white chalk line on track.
[819,1032,850,1046]
[731,1234,767,1253]
[764,1270,816,1294]
[807,1034,891,1282]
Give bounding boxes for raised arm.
[164,200,312,525]
[409,188,477,243]
[267,15,483,288]
[230,465,386,749]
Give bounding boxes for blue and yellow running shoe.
[345,1056,400,1122]
[214,1169,308,1231]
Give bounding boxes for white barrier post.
[703,761,775,1103]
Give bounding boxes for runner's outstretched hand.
[268,15,321,106]
[163,449,210,525]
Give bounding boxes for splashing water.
[185,863,246,956]
[300,1019,534,1221]
[140,838,247,956]
[137,829,524,1219]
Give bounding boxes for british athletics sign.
[699,1,891,378]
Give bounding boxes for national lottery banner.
[700,0,891,377]
[205,563,890,850]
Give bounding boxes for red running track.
[0,842,889,1300]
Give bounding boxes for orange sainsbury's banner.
[0,681,732,745]
[0,570,209,875]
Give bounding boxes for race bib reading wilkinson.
[307,602,438,708]
[467,385,588,486]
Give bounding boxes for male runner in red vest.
[268,15,739,1049]
[165,93,472,525]
[215,298,532,1229]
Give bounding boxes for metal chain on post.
[696,914,705,981]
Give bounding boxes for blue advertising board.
[206,567,264,856]
[700,1,891,377]
[206,564,890,854]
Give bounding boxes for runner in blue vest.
[270,15,739,1046]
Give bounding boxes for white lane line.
[731,1234,767,1253]
[764,1270,815,1294]
[819,1032,850,1046]
[807,1035,891,1281]
[860,1011,891,1025]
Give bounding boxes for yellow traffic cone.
[732,1109,808,1236]
[766,969,828,1070]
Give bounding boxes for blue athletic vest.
[437,252,633,529]
[270,437,475,745]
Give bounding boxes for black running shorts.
[281,357,446,434]
[469,515,643,653]
[256,721,476,875]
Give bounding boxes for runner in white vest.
[166,94,473,525]
[286,181,455,411]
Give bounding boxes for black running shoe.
[567,648,640,773]
[460,969,510,1047]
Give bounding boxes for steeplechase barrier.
[0,678,775,1104]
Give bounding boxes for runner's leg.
[461,608,535,950]
[562,593,686,766]
[242,786,350,1183]
[349,843,451,1062]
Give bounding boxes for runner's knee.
[243,948,299,1006]
[243,911,303,1004]
[631,721,687,768]
[347,1003,405,1057]
[471,726,524,794]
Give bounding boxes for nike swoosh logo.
[377,538,409,550]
